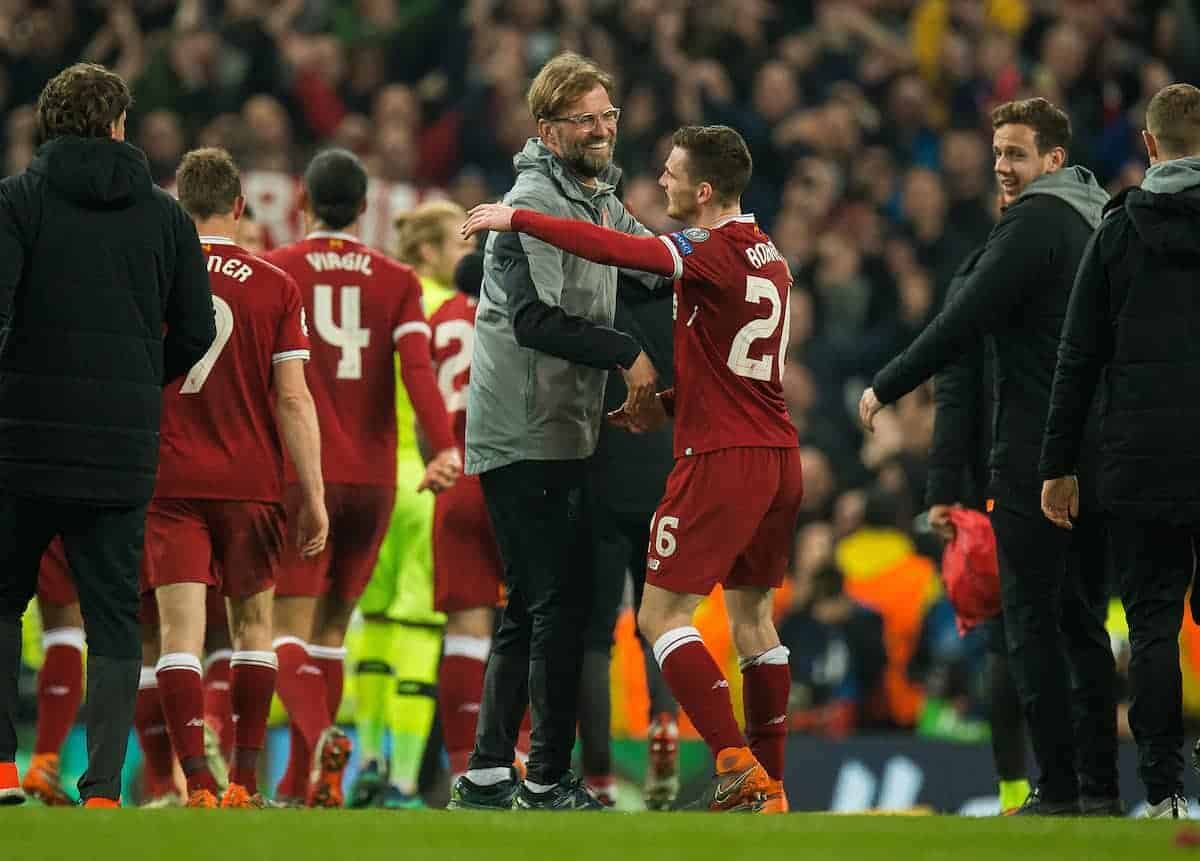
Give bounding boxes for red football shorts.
[142,499,284,599]
[646,447,803,596]
[36,537,77,607]
[433,473,504,613]
[276,482,395,602]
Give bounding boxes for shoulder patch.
[682,227,710,243]
[667,231,695,257]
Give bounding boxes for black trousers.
[988,476,1117,802]
[469,459,593,785]
[980,615,1028,784]
[0,493,146,801]
[1107,518,1195,803]
[578,499,678,776]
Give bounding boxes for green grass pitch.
[2,809,1195,861]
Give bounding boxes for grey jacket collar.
[1017,165,1109,230]
[512,138,621,206]
[1141,156,1200,194]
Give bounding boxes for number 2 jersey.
[428,292,478,454]
[263,231,455,486]
[155,236,309,501]
[508,210,797,458]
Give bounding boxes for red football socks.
[272,637,331,747]
[133,668,177,800]
[654,628,745,760]
[33,628,84,755]
[202,650,233,760]
[308,645,346,723]
[439,638,490,778]
[156,653,218,795]
[228,651,277,795]
[740,647,791,781]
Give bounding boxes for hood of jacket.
[512,137,622,205]
[30,136,153,208]
[1017,165,1109,230]
[1119,157,1200,254]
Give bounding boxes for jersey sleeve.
[662,229,728,286]
[273,274,311,364]
[392,270,455,452]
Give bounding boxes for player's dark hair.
[991,97,1071,156]
[304,148,368,230]
[176,147,241,220]
[671,125,753,204]
[1146,83,1200,159]
[36,62,132,142]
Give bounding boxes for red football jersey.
[156,236,310,501]
[264,231,453,486]
[429,292,478,454]
[658,215,797,457]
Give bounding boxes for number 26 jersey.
[657,214,797,458]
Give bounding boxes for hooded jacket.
[874,166,1108,492]
[466,138,657,475]
[0,136,214,504]
[1040,157,1200,522]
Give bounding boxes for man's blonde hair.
[393,200,467,265]
[526,52,614,121]
[1147,83,1200,158]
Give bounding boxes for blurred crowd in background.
[6,0,1200,744]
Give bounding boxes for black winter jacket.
[874,167,1107,488]
[1041,157,1200,522]
[924,246,992,508]
[0,136,214,504]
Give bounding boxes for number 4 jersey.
[155,236,309,501]
[507,209,797,458]
[264,231,455,486]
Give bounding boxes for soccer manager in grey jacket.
[451,52,658,812]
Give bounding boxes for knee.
[637,603,665,646]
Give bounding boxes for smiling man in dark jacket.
[1041,83,1200,820]
[0,63,214,806]
[859,98,1118,816]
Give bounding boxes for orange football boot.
[708,747,771,813]
[761,778,789,814]
[22,752,72,806]
[220,783,268,809]
[185,788,218,808]
[83,797,121,809]
[306,727,352,808]
[0,762,25,805]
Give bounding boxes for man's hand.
[928,503,957,541]
[461,203,516,239]
[858,386,884,432]
[419,447,462,493]
[608,391,669,433]
[620,351,658,415]
[1041,475,1079,530]
[294,493,329,559]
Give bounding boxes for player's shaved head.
[176,146,241,219]
[304,148,368,230]
[671,125,753,204]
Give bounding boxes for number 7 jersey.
[658,215,796,457]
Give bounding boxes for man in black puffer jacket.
[859,98,1119,816]
[0,63,214,806]
[1041,83,1200,820]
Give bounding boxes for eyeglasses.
[545,108,622,129]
